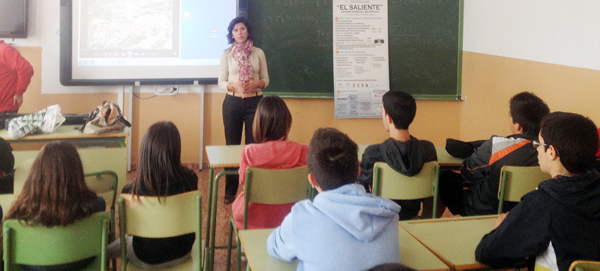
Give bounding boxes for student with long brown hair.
[120,121,198,268]
[5,141,105,270]
[231,95,308,229]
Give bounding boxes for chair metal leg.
[227,219,234,271]
[236,232,242,271]
[208,169,238,271]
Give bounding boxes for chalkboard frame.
[250,0,464,100]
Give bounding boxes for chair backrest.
[85,170,118,207]
[118,191,202,271]
[243,166,310,229]
[372,161,440,218]
[3,212,108,270]
[13,158,34,196]
[372,161,439,200]
[498,166,550,213]
[244,166,310,205]
[119,191,201,238]
[568,261,600,271]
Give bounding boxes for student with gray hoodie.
[357,91,436,219]
[267,128,402,271]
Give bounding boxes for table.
[238,227,449,271]
[435,146,464,167]
[399,215,499,270]
[1,125,128,204]
[204,144,464,270]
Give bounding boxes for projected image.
[86,0,174,51]
[79,0,179,59]
[68,0,237,81]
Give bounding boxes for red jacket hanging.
[0,41,34,113]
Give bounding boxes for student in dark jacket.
[357,91,436,220]
[439,92,550,216]
[120,121,198,268]
[476,112,600,271]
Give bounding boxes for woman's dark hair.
[6,141,99,227]
[253,96,292,143]
[540,112,599,174]
[227,16,254,44]
[131,121,196,197]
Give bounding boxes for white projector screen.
[60,0,237,86]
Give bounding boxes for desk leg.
[204,167,214,270]
[208,169,237,271]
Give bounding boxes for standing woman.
[218,16,269,204]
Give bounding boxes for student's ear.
[510,121,523,135]
[547,145,559,161]
[308,173,323,193]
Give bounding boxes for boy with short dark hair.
[439,92,550,216]
[357,91,437,220]
[476,112,600,271]
[267,128,402,271]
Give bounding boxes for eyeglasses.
[532,140,548,148]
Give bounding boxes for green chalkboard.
[248,0,463,100]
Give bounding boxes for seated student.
[439,92,550,216]
[120,121,198,268]
[0,138,14,194]
[267,128,402,271]
[357,91,436,220]
[475,112,600,271]
[231,95,308,229]
[5,141,105,270]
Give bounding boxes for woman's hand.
[243,80,264,93]
[228,82,245,93]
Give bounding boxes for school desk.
[399,215,499,270]
[204,144,464,270]
[0,125,128,205]
[238,227,449,271]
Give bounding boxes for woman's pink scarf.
[231,40,255,84]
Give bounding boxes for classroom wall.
[6,0,600,165]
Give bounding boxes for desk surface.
[435,146,464,167]
[0,125,128,141]
[206,144,462,168]
[238,227,449,271]
[399,215,498,270]
[238,229,298,271]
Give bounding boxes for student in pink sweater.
[231,95,308,229]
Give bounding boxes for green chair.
[497,166,550,214]
[568,261,600,271]
[227,166,310,271]
[372,161,440,219]
[3,212,109,271]
[85,170,119,271]
[118,191,202,271]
